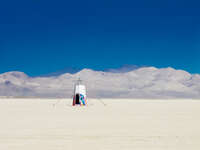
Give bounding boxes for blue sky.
[0,0,200,76]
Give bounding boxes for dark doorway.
[75,94,80,104]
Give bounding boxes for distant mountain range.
[0,66,200,99]
[39,65,143,77]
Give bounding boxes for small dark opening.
[75,94,80,104]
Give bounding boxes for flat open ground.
[0,98,200,150]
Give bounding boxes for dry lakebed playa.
[0,98,199,150]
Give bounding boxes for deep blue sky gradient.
[0,0,200,76]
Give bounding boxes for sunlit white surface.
[0,98,200,150]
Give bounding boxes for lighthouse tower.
[72,78,87,106]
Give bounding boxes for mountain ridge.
[0,66,200,99]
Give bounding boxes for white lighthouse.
[72,78,87,106]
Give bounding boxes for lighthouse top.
[75,77,83,85]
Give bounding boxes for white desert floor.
[0,99,200,150]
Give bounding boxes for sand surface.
[0,98,200,150]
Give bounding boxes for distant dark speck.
[5,80,11,85]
